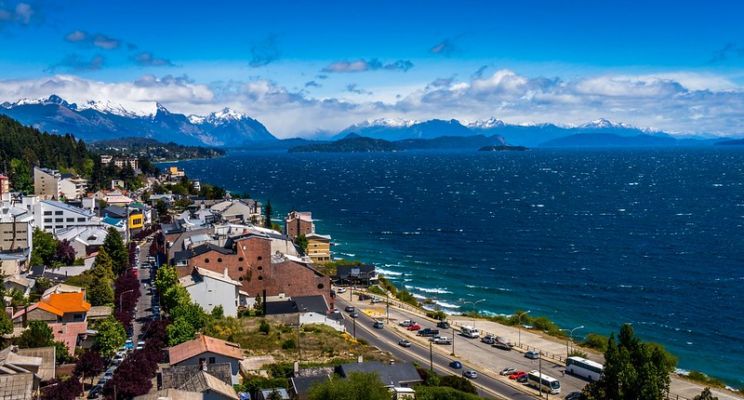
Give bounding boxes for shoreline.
[158,154,744,392]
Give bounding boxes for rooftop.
[39,200,94,217]
[336,361,422,387]
[168,334,244,366]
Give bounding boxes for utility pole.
[352,316,356,339]
[386,293,389,324]
[451,327,455,356]
[429,341,433,371]
[517,310,531,347]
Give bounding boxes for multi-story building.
[33,167,61,200]
[305,233,332,263]
[0,203,33,252]
[58,174,88,200]
[101,155,139,170]
[0,174,10,199]
[33,200,97,232]
[285,211,314,241]
[180,266,244,317]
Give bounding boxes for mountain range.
[0,95,276,147]
[1,95,739,148]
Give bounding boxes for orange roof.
[37,292,91,316]
[168,334,244,365]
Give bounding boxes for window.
[238,257,244,262]
[239,277,244,281]
[317,283,325,289]
[217,258,223,263]
[257,256,263,261]
[44,226,52,230]
[55,218,63,223]
[66,218,74,222]
[78,218,86,222]
[55,211,63,215]
[258,276,263,281]
[44,218,52,223]
[257,266,263,271]
[43,211,52,216]
[238,267,243,271]
[204,258,210,263]
[209,357,216,364]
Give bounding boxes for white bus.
[527,370,561,395]
[460,325,480,338]
[566,356,604,381]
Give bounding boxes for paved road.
[132,239,157,341]
[336,297,536,400]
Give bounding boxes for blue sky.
[1,0,743,137]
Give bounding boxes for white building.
[33,200,98,232]
[179,267,243,317]
[54,225,109,259]
[0,202,34,253]
[59,175,88,200]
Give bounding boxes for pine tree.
[103,227,128,275]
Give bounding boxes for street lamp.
[566,325,584,356]
[517,310,531,347]
[459,298,486,328]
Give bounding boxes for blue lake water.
[161,148,744,386]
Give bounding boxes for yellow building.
[128,211,144,230]
[306,233,332,263]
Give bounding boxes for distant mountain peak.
[580,118,634,129]
[355,117,418,128]
[467,117,505,129]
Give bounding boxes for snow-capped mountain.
[466,117,505,129]
[0,95,276,147]
[580,118,633,130]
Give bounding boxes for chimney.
[223,267,229,279]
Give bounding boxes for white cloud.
[0,70,743,138]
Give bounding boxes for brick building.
[284,211,314,241]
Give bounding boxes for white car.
[336,288,347,294]
[432,336,452,345]
[399,320,414,327]
[499,367,516,376]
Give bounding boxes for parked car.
[417,328,440,337]
[336,288,347,294]
[508,371,527,380]
[124,339,134,350]
[463,370,478,379]
[493,341,513,351]
[565,392,585,400]
[436,321,451,329]
[349,311,359,318]
[398,339,412,348]
[358,294,371,301]
[344,306,355,313]
[406,323,422,331]
[370,298,382,304]
[481,335,496,344]
[373,321,384,329]
[517,374,529,383]
[399,320,414,327]
[449,360,463,369]
[524,350,540,360]
[499,367,516,376]
[136,340,145,350]
[432,336,452,345]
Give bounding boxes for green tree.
[264,200,273,228]
[154,265,179,293]
[161,284,190,313]
[295,233,308,255]
[584,324,675,400]
[0,309,13,335]
[254,293,264,315]
[30,228,57,267]
[93,317,127,358]
[103,227,128,275]
[211,305,224,319]
[166,317,197,346]
[694,388,719,400]
[171,302,210,331]
[16,321,54,348]
[9,158,32,194]
[415,386,482,400]
[88,248,115,306]
[309,372,390,400]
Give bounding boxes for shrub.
[582,333,609,352]
[281,339,296,349]
[259,319,271,335]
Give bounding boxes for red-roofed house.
[168,334,244,384]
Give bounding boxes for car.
[481,335,496,344]
[336,288,347,294]
[432,336,451,345]
[373,321,384,329]
[449,360,463,369]
[124,339,134,350]
[398,339,412,348]
[399,320,414,327]
[492,341,513,351]
[406,323,422,331]
[344,306,355,313]
[517,374,529,383]
[349,311,359,318]
[508,371,527,380]
[565,392,585,400]
[499,367,516,376]
[88,385,103,399]
[524,350,540,359]
[357,294,371,301]
[417,328,440,337]
[463,370,478,379]
[370,298,382,304]
[436,321,451,329]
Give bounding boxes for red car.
[407,323,422,331]
[508,371,526,380]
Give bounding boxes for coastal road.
[335,297,536,400]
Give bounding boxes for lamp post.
[459,298,486,328]
[517,310,531,348]
[566,325,584,356]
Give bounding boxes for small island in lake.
[478,145,528,151]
